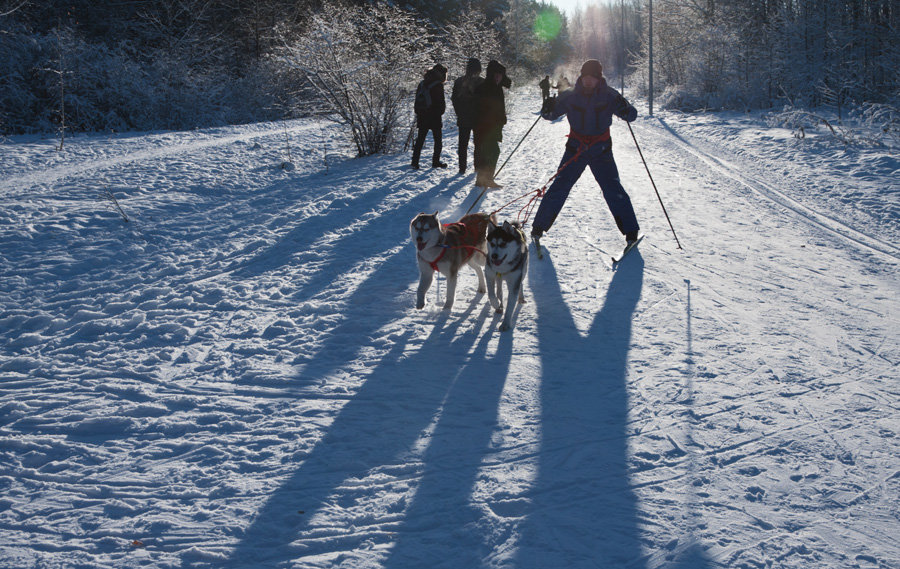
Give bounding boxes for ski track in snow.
[641,117,900,262]
[1,90,898,569]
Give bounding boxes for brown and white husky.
[410,211,494,311]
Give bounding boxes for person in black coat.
[539,75,551,100]
[473,60,510,188]
[451,58,483,174]
[411,64,448,169]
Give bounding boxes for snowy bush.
[856,102,900,147]
[274,3,435,156]
[765,107,844,142]
[765,102,900,148]
[0,22,285,134]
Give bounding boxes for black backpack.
[414,80,433,114]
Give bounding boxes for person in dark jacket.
[451,58,483,174]
[412,64,448,169]
[473,60,511,188]
[531,59,641,245]
[539,75,551,100]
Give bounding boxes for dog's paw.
[494,306,503,314]
[416,301,426,310]
[477,286,487,294]
[499,322,511,332]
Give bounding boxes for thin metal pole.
[496,113,542,177]
[465,113,542,215]
[621,0,625,93]
[648,0,654,117]
[627,121,681,249]
[465,187,488,215]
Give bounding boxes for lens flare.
[534,10,562,42]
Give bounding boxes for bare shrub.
[274,3,435,156]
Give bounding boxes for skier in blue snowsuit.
[531,59,640,245]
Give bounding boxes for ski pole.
[466,113,543,215]
[496,113,542,177]
[464,188,488,215]
[627,121,682,250]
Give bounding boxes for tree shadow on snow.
[513,249,645,569]
[222,162,471,286]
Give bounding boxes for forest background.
[1,0,897,144]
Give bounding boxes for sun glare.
[534,9,563,42]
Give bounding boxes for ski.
[612,235,644,266]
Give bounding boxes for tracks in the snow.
[638,119,900,263]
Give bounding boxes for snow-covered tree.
[498,0,569,74]
[441,6,502,76]
[566,1,641,87]
[275,3,436,156]
[628,0,899,111]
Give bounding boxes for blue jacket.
[544,76,637,136]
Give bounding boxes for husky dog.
[410,211,493,311]
[485,220,528,331]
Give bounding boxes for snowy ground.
[1,88,898,569]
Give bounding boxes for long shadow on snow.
[228,171,476,387]
[381,319,514,569]
[221,181,503,566]
[222,297,499,568]
[514,249,645,568]
[223,164,470,287]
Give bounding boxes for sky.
[545,0,594,16]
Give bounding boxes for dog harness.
[419,246,448,272]
[418,222,484,272]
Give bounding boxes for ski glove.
[623,104,638,122]
[616,95,638,122]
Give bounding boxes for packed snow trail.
[1,90,897,569]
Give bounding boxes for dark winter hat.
[580,59,603,80]
[466,57,482,75]
[432,64,448,80]
[486,59,506,78]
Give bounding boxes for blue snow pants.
[532,139,640,236]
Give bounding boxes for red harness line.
[419,247,447,272]
[490,129,610,227]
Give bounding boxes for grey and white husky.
[485,220,528,331]
[410,211,493,311]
